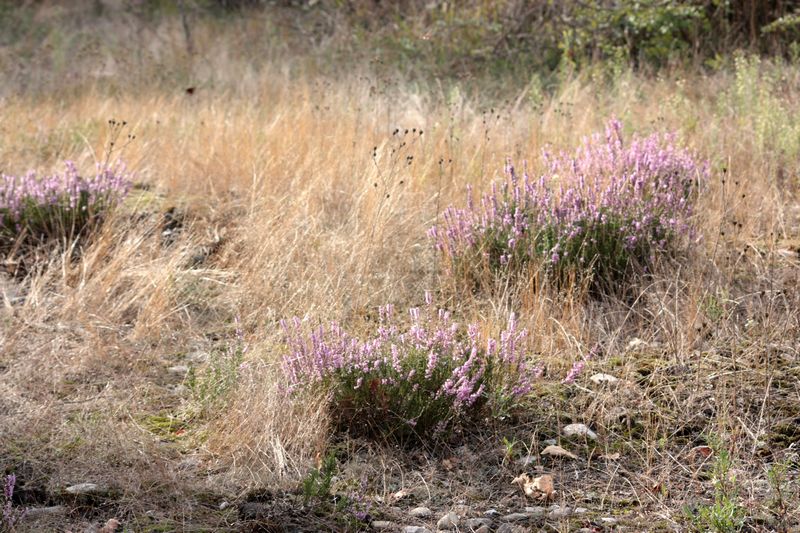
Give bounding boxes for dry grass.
[1,8,799,532]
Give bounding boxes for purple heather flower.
[429,119,706,280]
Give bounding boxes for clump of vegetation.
[280,296,541,442]
[685,443,747,533]
[430,119,707,293]
[2,474,26,532]
[0,160,131,253]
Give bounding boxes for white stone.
[409,506,432,518]
[436,512,459,530]
[65,483,103,495]
[589,373,619,385]
[563,423,598,440]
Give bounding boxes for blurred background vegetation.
[1,0,799,97]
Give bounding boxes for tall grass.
[0,14,799,529]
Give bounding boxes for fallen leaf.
[99,519,121,533]
[541,445,578,460]
[689,445,713,459]
[513,473,534,496]
[532,474,555,500]
[513,473,556,501]
[392,489,409,502]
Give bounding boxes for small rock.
[501,513,529,522]
[549,506,572,519]
[219,501,230,510]
[403,527,431,533]
[525,506,546,516]
[65,483,103,495]
[409,506,432,518]
[484,509,501,518]
[563,423,598,440]
[574,507,588,514]
[466,518,492,529]
[25,506,67,517]
[543,438,558,446]
[372,521,394,530]
[437,512,459,530]
[600,517,618,526]
[590,373,620,385]
[168,365,189,375]
[496,524,527,533]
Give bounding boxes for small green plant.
[301,453,337,505]
[501,436,518,465]
[766,460,790,526]
[686,442,746,533]
[186,320,246,419]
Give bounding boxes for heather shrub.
[429,119,708,293]
[280,297,540,442]
[0,161,131,253]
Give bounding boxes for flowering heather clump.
[0,160,131,250]
[3,474,26,531]
[429,119,708,291]
[280,296,541,442]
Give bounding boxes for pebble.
[371,521,393,530]
[466,518,492,529]
[600,517,618,526]
[496,524,527,533]
[25,506,66,517]
[403,527,431,533]
[409,506,432,518]
[549,506,572,519]
[168,365,189,375]
[575,507,588,514]
[65,483,103,495]
[525,506,545,516]
[219,501,230,510]
[590,373,620,385]
[436,512,459,530]
[501,512,529,522]
[563,423,598,440]
[484,509,501,518]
